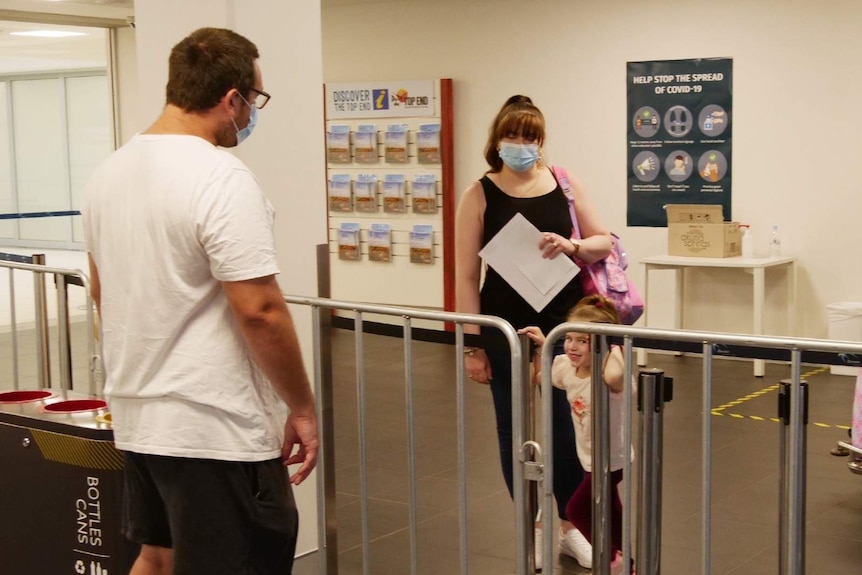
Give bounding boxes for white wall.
[322,0,862,339]
[133,0,326,555]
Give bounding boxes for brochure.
[328,174,352,212]
[385,124,409,164]
[368,222,392,262]
[411,174,437,214]
[326,125,350,164]
[416,123,441,164]
[410,224,434,264]
[338,222,361,261]
[354,124,378,164]
[383,174,407,213]
[355,174,378,213]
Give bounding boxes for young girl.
[520,295,635,575]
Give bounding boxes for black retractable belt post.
[637,368,673,575]
[778,377,808,575]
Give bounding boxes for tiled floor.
[3,321,861,574]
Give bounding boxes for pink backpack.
[551,166,645,325]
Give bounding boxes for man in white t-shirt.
[82,27,318,575]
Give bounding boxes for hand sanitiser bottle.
[741,225,754,258]
[769,225,782,257]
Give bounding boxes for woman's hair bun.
[504,95,533,107]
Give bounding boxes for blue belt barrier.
[0,210,81,220]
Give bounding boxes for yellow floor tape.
[710,367,851,430]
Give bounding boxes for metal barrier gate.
[4,265,860,574]
[538,322,862,575]
[283,295,534,575]
[1,255,101,394]
[286,294,862,575]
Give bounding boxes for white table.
[636,254,797,376]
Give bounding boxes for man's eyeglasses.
[250,88,271,110]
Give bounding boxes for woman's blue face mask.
[499,142,539,172]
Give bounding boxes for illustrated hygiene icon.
[698,150,727,182]
[664,150,693,182]
[74,560,108,575]
[633,106,660,138]
[632,151,660,182]
[699,104,728,137]
[664,105,693,137]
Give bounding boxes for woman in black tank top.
[455,95,612,569]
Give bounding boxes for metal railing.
[282,294,534,575]
[1,255,100,395]
[283,292,862,575]
[6,259,859,573]
[538,322,862,575]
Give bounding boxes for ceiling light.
[11,30,87,38]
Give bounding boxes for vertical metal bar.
[702,343,713,575]
[9,268,20,390]
[313,303,338,575]
[541,335,555,575]
[313,304,327,575]
[654,372,666,575]
[622,337,634,575]
[32,253,51,388]
[638,368,663,575]
[85,290,96,396]
[403,317,419,575]
[778,378,788,575]
[592,334,612,575]
[455,323,469,575]
[354,311,370,575]
[787,350,805,575]
[56,273,72,391]
[511,336,529,575]
[314,244,338,575]
[798,376,807,575]
[521,333,538,575]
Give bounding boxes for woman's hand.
[539,232,577,259]
[464,348,492,384]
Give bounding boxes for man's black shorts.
[122,452,298,575]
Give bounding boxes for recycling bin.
[0,390,138,574]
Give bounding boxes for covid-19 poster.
[627,58,733,227]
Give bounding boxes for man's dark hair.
[166,27,259,111]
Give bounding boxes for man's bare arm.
[222,275,315,414]
[222,275,318,484]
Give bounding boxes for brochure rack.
[324,79,454,320]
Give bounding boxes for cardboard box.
[666,204,741,258]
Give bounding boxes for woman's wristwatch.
[569,238,581,257]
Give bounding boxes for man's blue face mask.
[231,93,258,144]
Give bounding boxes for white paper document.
[479,213,580,312]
